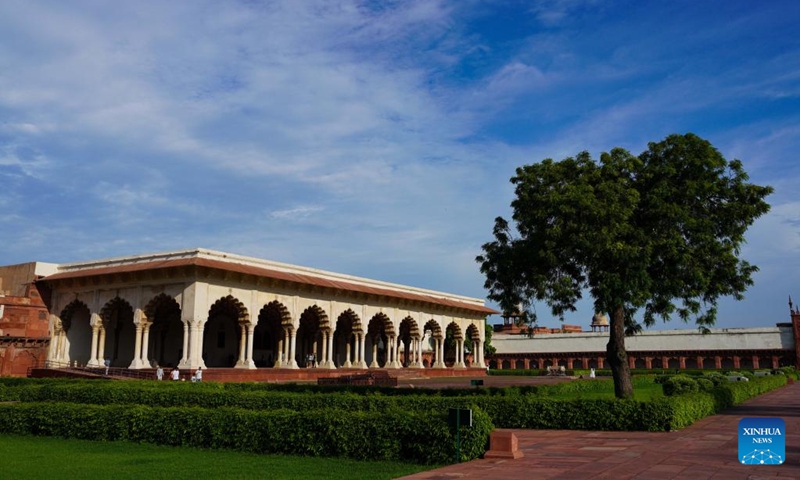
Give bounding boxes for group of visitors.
[306,352,317,368]
[154,365,202,382]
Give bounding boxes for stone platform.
[30,366,486,383]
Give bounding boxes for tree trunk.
[606,305,634,399]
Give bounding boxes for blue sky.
[1,1,799,330]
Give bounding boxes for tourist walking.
[156,365,164,381]
[171,366,180,381]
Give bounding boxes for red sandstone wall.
[1,294,50,337]
[0,264,52,376]
[0,342,49,376]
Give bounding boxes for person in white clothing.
[171,367,180,381]
[589,367,596,378]
[156,365,164,381]
[194,367,203,382]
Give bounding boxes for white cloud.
[0,0,797,329]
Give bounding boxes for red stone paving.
[398,381,800,480]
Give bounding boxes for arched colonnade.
[49,294,485,371]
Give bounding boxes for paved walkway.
[400,381,800,479]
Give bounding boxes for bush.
[662,375,699,396]
[703,372,728,387]
[0,374,787,434]
[695,378,714,392]
[0,402,492,465]
[659,374,788,430]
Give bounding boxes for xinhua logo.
[738,417,785,465]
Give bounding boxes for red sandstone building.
[489,309,800,371]
[0,262,55,376]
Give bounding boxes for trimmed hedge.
[0,374,787,433]
[660,374,788,430]
[0,377,535,398]
[662,375,699,396]
[0,402,492,465]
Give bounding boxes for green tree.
[477,133,772,398]
[484,322,496,357]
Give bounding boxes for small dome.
[591,313,609,326]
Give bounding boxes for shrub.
[695,378,714,392]
[703,372,727,387]
[0,402,492,465]
[662,375,699,396]
[0,374,787,434]
[654,375,674,384]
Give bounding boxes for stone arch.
[739,355,753,370]
[397,316,419,367]
[630,356,644,369]
[423,319,442,338]
[204,295,249,368]
[665,356,679,370]
[444,322,462,367]
[757,355,773,370]
[10,349,39,376]
[100,297,135,368]
[297,305,330,368]
[465,323,480,367]
[332,308,360,367]
[144,293,182,369]
[59,299,90,333]
[720,356,735,370]
[366,312,394,368]
[59,299,92,367]
[254,301,292,368]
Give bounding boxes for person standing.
[156,365,164,381]
[104,358,111,375]
[194,367,203,382]
[171,366,180,381]
[589,367,596,378]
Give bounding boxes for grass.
[539,377,666,401]
[548,382,664,401]
[0,434,431,480]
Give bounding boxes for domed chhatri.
[591,313,609,332]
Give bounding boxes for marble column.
[88,326,100,367]
[245,324,256,369]
[288,329,298,368]
[130,323,143,369]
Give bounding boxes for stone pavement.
[399,381,800,479]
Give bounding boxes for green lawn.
[547,383,664,401]
[539,377,666,401]
[0,434,430,480]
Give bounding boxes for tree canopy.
[477,133,773,398]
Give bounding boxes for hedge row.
[0,376,655,406]
[0,375,786,432]
[0,381,672,431]
[0,402,492,465]
[0,377,533,397]
[659,374,788,430]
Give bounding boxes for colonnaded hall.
[1,248,799,378]
[0,248,494,378]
